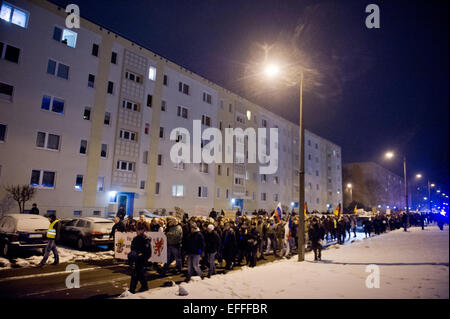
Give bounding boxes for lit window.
[1,2,28,28]
[246,110,251,121]
[148,66,156,81]
[75,175,83,190]
[97,177,104,192]
[172,184,184,197]
[30,170,55,188]
[53,27,78,48]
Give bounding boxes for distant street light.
[264,64,280,78]
[346,183,353,203]
[416,174,422,179]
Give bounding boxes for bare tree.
[4,185,36,214]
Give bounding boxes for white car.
[0,214,49,256]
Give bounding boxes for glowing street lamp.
[264,64,280,78]
[416,174,422,179]
[384,151,409,214]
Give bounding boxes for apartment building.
[0,0,342,218]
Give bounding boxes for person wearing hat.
[30,203,40,215]
[185,224,205,282]
[38,214,60,266]
[204,224,221,278]
[161,217,183,276]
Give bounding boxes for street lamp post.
[385,152,409,214]
[298,71,305,262]
[346,183,353,204]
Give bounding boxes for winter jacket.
[110,220,125,238]
[186,230,205,255]
[129,234,151,265]
[165,224,183,247]
[222,228,237,256]
[308,223,324,244]
[205,230,221,253]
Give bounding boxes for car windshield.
[16,216,49,232]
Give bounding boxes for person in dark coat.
[221,222,237,270]
[204,224,221,277]
[125,215,136,232]
[30,203,40,215]
[162,217,183,275]
[150,218,160,232]
[128,224,151,293]
[308,218,325,261]
[185,225,205,281]
[246,223,260,267]
[209,208,218,220]
[116,205,126,220]
[109,217,125,239]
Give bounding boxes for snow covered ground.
[0,246,114,269]
[121,225,449,299]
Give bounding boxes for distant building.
[342,162,411,211]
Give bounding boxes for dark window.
[41,95,51,111]
[83,107,91,120]
[4,44,20,63]
[0,124,6,141]
[0,82,13,98]
[101,144,107,158]
[163,75,168,85]
[111,51,117,64]
[104,112,110,125]
[147,94,152,107]
[42,171,55,188]
[30,170,40,186]
[159,127,164,138]
[92,44,99,57]
[107,81,114,94]
[52,98,64,114]
[47,59,56,75]
[79,140,87,154]
[88,74,95,88]
[52,27,62,42]
[0,42,3,57]
[57,63,69,79]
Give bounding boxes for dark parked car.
[0,214,49,256]
[59,217,114,250]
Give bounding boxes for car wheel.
[77,237,84,250]
[1,242,9,257]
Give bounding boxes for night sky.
[50,0,449,193]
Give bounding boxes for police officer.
[128,224,151,294]
[38,214,59,266]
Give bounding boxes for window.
[83,107,91,120]
[53,27,77,48]
[155,182,160,195]
[173,160,185,170]
[199,163,209,173]
[92,44,99,57]
[79,140,87,155]
[0,2,29,28]
[316,170,319,177]
[144,123,149,135]
[148,66,156,80]
[100,144,107,158]
[261,193,267,201]
[261,174,267,183]
[111,51,117,64]
[178,82,189,95]
[203,92,212,104]
[201,115,211,127]
[157,154,162,166]
[97,176,104,192]
[93,210,101,216]
[234,177,243,185]
[107,81,114,94]
[30,170,55,188]
[163,74,168,85]
[227,167,230,176]
[143,151,148,164]
[125,71,141,83]
[146,94,152,107]
[122,99,140,112]
[273,194,279,202]
[246,110,251,121]
[262,119,267,128]
[47,59,70,80]
[0,82,13,101]
[216,188,220,199]
[88,74,95,88]
[172,184,184,197]
[119,129,137,142]
[177,106,188,119]
[75,175,83,190]
[0,42,20,63]
[41,95,64,114]
[229,103,232,113]
[0,124,6,141]
[104,112,111,125]
[217,165,222,175]
[140,181,145,190]
[161,100,166,111]
[198,186,208,198]
[274,176,279,184]
[159,127,164,139]
[116,160,134,172]
[226,189,229,199]
[36,132,60,150]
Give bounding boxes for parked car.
[0,214,49,257]
[59,217,114,250]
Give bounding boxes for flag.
[274,202,282,223]
[304,202,308,219]
[334,203,341,220]
[354,205,358,215]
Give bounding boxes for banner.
[114,232,167,263]
[223,210,236,219]
[194,205,209,216]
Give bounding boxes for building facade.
[342,162,411,211]
[0,0,342,218]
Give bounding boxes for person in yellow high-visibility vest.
[38,214,60,266]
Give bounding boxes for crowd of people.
[112,206,449,293]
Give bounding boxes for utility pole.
[298,71,305,262]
